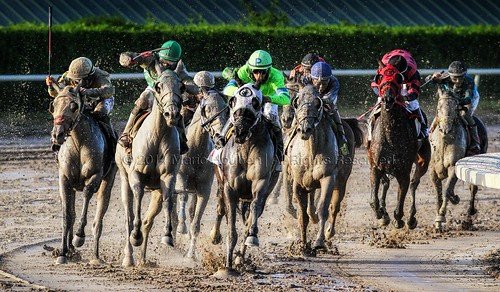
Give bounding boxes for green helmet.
[159,40,182,62]
[67,57,94,79]
[247,50,272,70]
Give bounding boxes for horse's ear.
[69,101,79,113]
[377,59,384,69]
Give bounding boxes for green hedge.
[1,21,499,117]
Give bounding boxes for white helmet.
[67,57,95,79]
[194,71,215,88]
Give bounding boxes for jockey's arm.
[80,75,115,100]
[405,72,422,101]
[119,51,155,70]
[175,59,200,95]
[267,70,290,106]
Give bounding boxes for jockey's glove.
[263,96,272,103]
[340,142,349,156]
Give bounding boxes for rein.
[201,105,228,129]
[155,90,181,114]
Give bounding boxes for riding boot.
[95,114,117,156]
[468,124,481,152]
[412,108,428,139]
[177,115,189,155]
[330,109,349,156]
[118,106,142,148]
[272,126,284,172]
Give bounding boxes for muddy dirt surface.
[0,123,499,291]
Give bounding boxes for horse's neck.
[379,106,409,134]
[70,115,96,146]
[307,118,336,150]
[187,117,210,151]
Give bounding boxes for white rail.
[0,69,499,82]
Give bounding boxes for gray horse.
[49,85,117,265]
[288,84,338,252]
[429,86,488,231]
[116,70,182,267]
[175,90,228,258]
[209,84,279,277]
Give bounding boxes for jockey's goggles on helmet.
[252,68,269,75]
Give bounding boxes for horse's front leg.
[56,182,76,265]
[73,176,101,248]
[129,174,145,247]
[91,167,116,264]
[160,172,177,247]
[468,184,478,216]
[314,176,335,250]
[430,168,446,231]
[187,191,210,258]
[140,189,163,266]
[119,175,135,267]
[444,166,460,205]
[307,189,319,224]
[393,175,410,229]
[245,179,269,247]
[210,174,225,245]
[370,167,384,222]
[293,182,309,251]
[326,183,346,240]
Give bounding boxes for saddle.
[129,111,151,143]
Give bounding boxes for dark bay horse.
[368,64,430,229]
[209,84,279,277]
[116,70,182,267]
[175,90,228,258]
[49,85,117,265]
[429,85,488,231]
[288,84,339,252]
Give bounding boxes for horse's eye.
[228,96,235,108]
[69,101,79,113]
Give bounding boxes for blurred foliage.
[0,18,499,122]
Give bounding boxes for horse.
[175,90,228,258]
[287,84,339,252]
[209,84,279,277]
[367,63,430,229]
[116,70,182,267]
[429,85,488,231]
[49,85,117,265]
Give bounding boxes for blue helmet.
[311,62,332,81]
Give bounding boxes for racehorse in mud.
[428,84,488,231]
[175,89,228,258]
[209,84,280,277]
[280,82,363,242]
[367,63,430,229]
[115,70,182,267]
[287,84,339,252]
[49,85,117,265]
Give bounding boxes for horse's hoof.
[234,256,243,266]
[313,239,326,250]
[176,223,188,235]
[435,215,446,223]
[212,267,240,279]
[447,194,460,205]
[161,235,174,247]
[434,221,444,232]
[245,236,259,247]
[122,258,135,268]
[72,235,85,247]
[210,228,222,245]
[325,224,335,240]
[407,217,418,230]
[55,256,68,265]
[130,233,143,247]
[468,208,477,216]
[378,216,390,227]
[392,219,404,229]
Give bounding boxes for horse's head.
[200,91,229,143]
[229,83,263,144]
[292,84,323,140]
[376,63,404,110]
[436,87,460,135]
[281,105,295,130]
[49,85,83,147]
[155,70,182,127]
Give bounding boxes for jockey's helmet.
[387,55,408,74]
[448,61,467,77]
[247,50,272,70]
[67,57,95,80]
[311,62,332,81]
[301,53,320,70]
[159,40,182,62]
[194,71,215,88]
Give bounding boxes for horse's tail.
[343,118,364,148]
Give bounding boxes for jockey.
[193,71,227,147]
[310,61,348,155]
[221,49,291,170]
[118,40,199,154]
[288,52,325,86]
[370,49,427,139]
[430,61,481,152]
[45,57,116,142]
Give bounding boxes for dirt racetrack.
[0,122,499,291]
